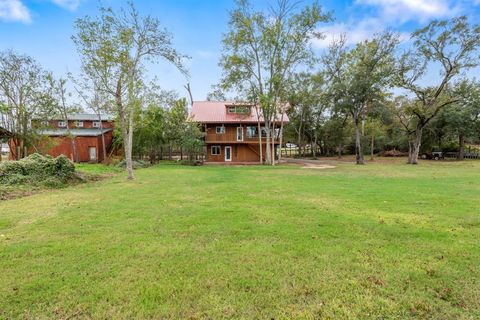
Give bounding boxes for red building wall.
[45,131,113,162]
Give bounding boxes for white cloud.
[51,0,82,11]
[355,0,455,23]
[312,18,409,49]
[0,0,31,23]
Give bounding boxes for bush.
[0,153,76,187]
[115,159,149,169]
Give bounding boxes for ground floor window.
[211,145,221,155]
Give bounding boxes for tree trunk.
[271,120,276,166]
[125,108,135,180]
[407,141,413,164]
[65,119,77,162]
[257,121,263,164]
[409,126,423,165]
[265,121,272,165]
[458,134,465,160]
[354,116,364,165]
[370,135,375,161]
[278,112,285,161]
[116,85,134,180]
[254,106,263,164]
[98,114,107,162]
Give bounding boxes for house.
[190,101,289,163]
[1,127,11,158]
[34,114,115,162]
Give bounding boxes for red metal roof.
[190,101,289,124]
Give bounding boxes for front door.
[88,146,97,162]
[225,146,232,162]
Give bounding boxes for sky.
[1,0,480,106]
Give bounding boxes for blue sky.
[1,0,480,105]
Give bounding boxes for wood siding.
[204,124,280,163]
[204,124,280,144]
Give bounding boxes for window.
[211,146,221,155]
[216,126,225,134]
[75,121,84,128]
[261,127,267,137]
[92,121,101,128]
[226,105,251,115]
[246,126,257,138]
[58,121,67,128]
[236,127,244,141]
[246,126,266,138]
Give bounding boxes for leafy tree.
[0,50,54,159]
[72,2,187,179]
[442,79,480,159]
[286,72,326,158]
[218,0,331,165]
[133,103,167,162]
[394,16,480,164]
[323,32,398,164]
[364,118,386,160]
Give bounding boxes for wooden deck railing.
[205,133,279,143]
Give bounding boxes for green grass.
[1,159,479,319]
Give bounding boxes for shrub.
[115,159,149,169]
[0,153,76,187]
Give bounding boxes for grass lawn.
[1,159,479,319]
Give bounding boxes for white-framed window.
[211,145,221,155]
[216,126,225,134]
[236,126,244,141]
[92,121,101,128]
[227,105,250,114]
[75,121,84,128]
[58,121,67,128]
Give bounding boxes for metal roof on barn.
[38,128,113,137]
[47,114,115,121]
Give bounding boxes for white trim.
[75,121,84,128]
[58,121,67,128]
[225,146,232,161]
[92,121,101,128]
[236,126,244,141]
[88,146,97,161]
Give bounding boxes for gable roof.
[190,101,289,124]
